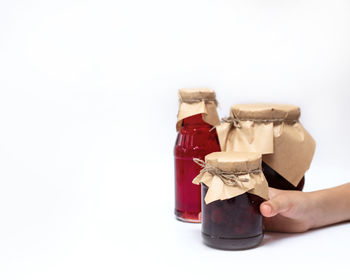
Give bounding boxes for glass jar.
[262,162,304,191]
[201,184,264,250]
[174,114,220,222]
[216,104,316,191]
[192,151,268,250]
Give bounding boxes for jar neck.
[182,114,212,128]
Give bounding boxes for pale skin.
[260,183,350,233]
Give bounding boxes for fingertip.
[260,203,274,217]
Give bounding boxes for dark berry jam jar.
[201,184,264,250]
[217,104,316,191]
[262,162,304,191]
[174,88,220,223]
[193,151,269,250]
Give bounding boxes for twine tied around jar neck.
[193,158,261,189]
[221,116,298,129]
[179,96,218,106]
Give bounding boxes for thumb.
[260,194,291,217]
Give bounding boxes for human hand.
[260,187,314,233]
[260,183,350,233]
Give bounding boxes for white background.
[0,0,349,279]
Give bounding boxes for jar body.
[262,162,304,191]
[201,183,264,250]
[174,114,220,223]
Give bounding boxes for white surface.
[0,0,350,279]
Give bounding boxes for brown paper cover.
[176,88,220,131]
[192,152,269,204]
[216,104,316,186]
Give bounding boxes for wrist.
[305,186,350,229]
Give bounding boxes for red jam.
[174,114,220,222]
[201,184,264,250]
[262,162,304,191]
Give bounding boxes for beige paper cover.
[192,152,269,204]
[176,88,220,131]
[216,104,316,186]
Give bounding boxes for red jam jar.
[216,104,316,191]
[193,152,269,250]
[174,88,221,223]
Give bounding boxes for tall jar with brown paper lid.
[193,151,268,250]
[216,104,316,191]
[174,88,221,223]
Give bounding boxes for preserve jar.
[216,104,316,191]
[262,162,304,191]
[201,184,264,250]
[174,88,221,223]
[193,152,269,250]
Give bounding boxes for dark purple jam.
[262,162,304,191]
[201,183,264,250]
